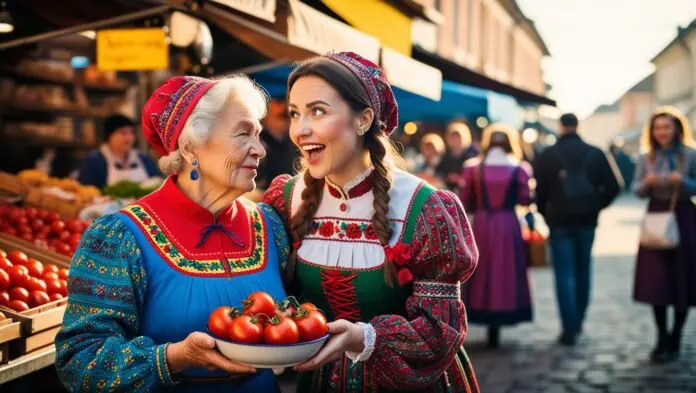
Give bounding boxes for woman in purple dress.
[633,106,696,362]
[460,124,534,348]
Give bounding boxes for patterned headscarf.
[327,52,399,136]
[142,76,218,156]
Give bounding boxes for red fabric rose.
[384,242,412,266]
[397,268,414,286]
[364,224,378,240]
[346,224,362,239]
[319,222,335,237]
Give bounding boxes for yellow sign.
[97,28,169,71]
[322,0,412,56]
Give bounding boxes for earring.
[190,159,199,181]
[358,127,367,136]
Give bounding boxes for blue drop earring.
[190,159,199,181]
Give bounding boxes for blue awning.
[250,65,521,128]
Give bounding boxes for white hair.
[158,75,269,176]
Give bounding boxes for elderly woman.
[633,106,696,362]
[55,76,289,392]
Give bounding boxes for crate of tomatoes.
[208,292,329,369]
[0,205,89,258]
[0,245,70,359]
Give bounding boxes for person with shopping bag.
[633,106,696,363]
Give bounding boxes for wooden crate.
[0,233,71,267]
[9,326,61,358]
[0,234,70,359]
[0,317,22,365]
[0,298,68,336]
[24,187,86,219]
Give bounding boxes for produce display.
[103,180,160,199]
[208,292,328,346]
[17,169,101,204]
[0,205,89,257]
[0,248,68,312]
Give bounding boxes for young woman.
[263,52,479,392]
[633,106,696,362]
[459,124,534,348]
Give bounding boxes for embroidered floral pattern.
[122,204,267,277]
[308,220,380,242]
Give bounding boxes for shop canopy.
[250,64,521,127]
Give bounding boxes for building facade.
[652,19,696,127]
[414,0,548,97]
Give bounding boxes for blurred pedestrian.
[413,133,445,187]
[256,99,300,190]
[632,106,696,362]
[534,113,622,345]
[438,122,479,190]
[460,124,534,348]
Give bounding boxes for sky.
[517,0,696,119]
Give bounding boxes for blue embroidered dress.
[55,177,289,392]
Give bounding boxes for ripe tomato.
[242,291,277,322]
[45,212,60,224]
[26,277,47,292]
[0,257,11,271]
[45,279,63,295]
[208,306,239,339]
[9,287,30,303]
[8,300,29,312]
[57,230,71,242]
[49,293,64,301]
[228,315,264,344]
[0,249,5,257]
[263,315,300,345]
[9,265,29,287]
[0,291,9,307]
[55,243,72,256]
[44,264,59,274]
[29,290,50,308]
[300,302,318,312]
[7,251,28,266]
[13,216,29,226]
[19,233,34,243]
[0,269,9,291]
[50,220,66,234]
[58,268,69,280]
[25,207,38,219]
[43,272,59,281]
[1,227,16,236]
[30,219,45,232]
[59,279,68,294]
[65,219,84,234]
[68,234,82,250]
[293,309,328,342]
[26,259,44,277]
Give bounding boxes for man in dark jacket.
[534,113,623,346]
[256,100,299,191]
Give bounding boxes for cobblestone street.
[466,195,696,393]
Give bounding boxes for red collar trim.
[325,170,375,200]
[131,176,255,259]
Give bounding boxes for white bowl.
[212,334,330,369]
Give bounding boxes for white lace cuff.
[345,322,376,363]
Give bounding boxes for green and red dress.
[264,168,480,393]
